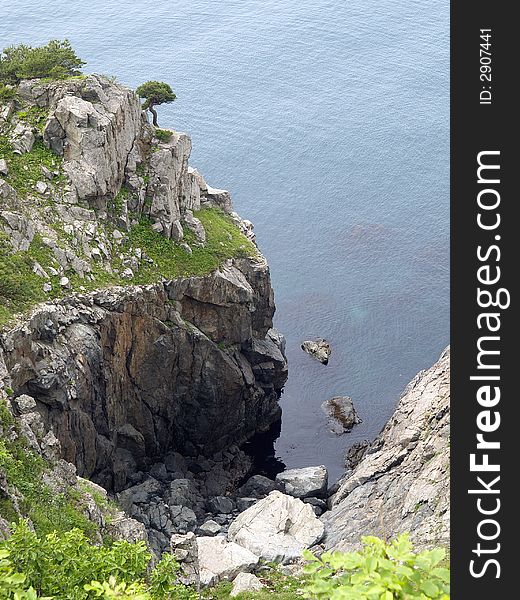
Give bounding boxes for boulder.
[227,490,325,563]
[197,536,260,586]
[301,339,331,364]
[237,474,280,498]
[198,519,221,536]
[276,466,328,499]
[230,572,264,596]
[321,396,362,434]
[207,496,234,515]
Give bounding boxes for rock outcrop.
[0,74,288,552]
[321,347,450,552]
[228,490,325,563]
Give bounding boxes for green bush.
[0,522,196,599]
[0,40,85,84]
[153,129,173,143]
[302,534,450,600]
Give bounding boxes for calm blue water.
[2,0,449,482]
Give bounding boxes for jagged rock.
[167,479,205,515]
[105,512,148,545]
[170,532,200,587]
[230,573,264,596]
[207,496,234,515]
[301,339,331,364]
[321,396,362,434]
[198,519,221,536]
[322,348,450,552]
[0,159,8,175]
[344,440,370,469]
[303,497,327,516]
[236,497,258,512]
[228,491,325,563]
[237,474,280,498]
[197,536,260,586]
[117,478,163,512]
[11,122,35,154]
[276,466,328,499]
[183,210,206,243]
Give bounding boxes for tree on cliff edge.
[136,80,176,127]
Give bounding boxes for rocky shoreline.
[0,73,450,593]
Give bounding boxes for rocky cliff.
[321,347,450,551]
[0,74,287,550]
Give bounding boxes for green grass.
[202,566,305,599]
[0,134,65,197]
[1,207,257,328]
[126,207,257,283]
[16,105,49,133]
[0,232,57,326]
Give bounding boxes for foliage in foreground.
[0,40,85,84]
[0,522,195,600]
[302,534,450,600]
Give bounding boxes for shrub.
[153,129,173,143]
[302,534,450,600]
[0,40,85,84]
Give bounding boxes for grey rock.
[230,573,264,596]
[322,396,362,434]
[322,348,450,552]
[207,496,234,515]
[276,466,328,499]
[301,339,331,364]
[0,159,8,175]
[13,394,37,414]
[198,519,221,536]
[197,536,260,586]
[237,474,280,498]
[236,497,258,512]
[170,532,200,587]
[228,490,325,564]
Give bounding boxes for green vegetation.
[0,40,85,84]
[0,134,65,197]
[0,207,256,328]
[136,81,176,127]
[16,106,49,133]
[154,129,173,143]
[302,534,450,600]
[0,521,197,599]
[0,233,57,328]
[0,400,97,539]
[126,208,256,283]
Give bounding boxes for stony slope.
[321,347,450,551]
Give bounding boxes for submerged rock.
[228,490,324,563]
[276,466,328,499]
[301,338,331,364]
[321,396,362,434]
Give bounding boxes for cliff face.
[0,75,288,494]
[321,347,450,551]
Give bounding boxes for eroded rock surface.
[228,490,325,563]
[321,348,450,552]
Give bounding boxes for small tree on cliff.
[136,80,176,127]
